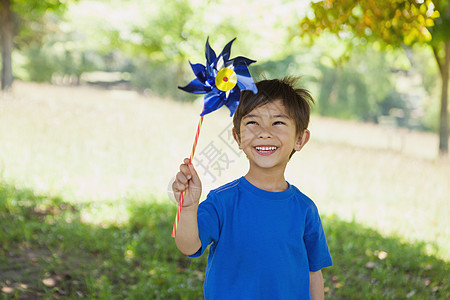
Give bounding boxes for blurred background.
[0,0,449,299]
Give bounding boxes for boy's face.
[233,99,309,172]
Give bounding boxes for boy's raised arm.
[172,158,202,255]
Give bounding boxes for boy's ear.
[232,128,242,149]
[294,129,310,152]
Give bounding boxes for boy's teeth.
[256,146,277,151]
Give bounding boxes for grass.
[0,183,448,299]
[0,82,449,298]
[0,184,206,299]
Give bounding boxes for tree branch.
[432,44,444,78]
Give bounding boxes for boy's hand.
[172,158,202,207]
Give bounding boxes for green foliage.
[12,0,72,48]
[12,0,68,13]
[315,62,374,121]
[427,0,450,46]
[122,0,241,63]
[129,0,194,60]
[22,46,57,82]
[300,0,439,46]
[1,182,448,299]
[251,55,298,80]
[22,43,101,83]
[126,58,197,100]
[422,95,444,132]
[130,60,176,97]
[7,0,86,84]
[298,0,450,149]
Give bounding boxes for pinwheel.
[179,37,258,116]
[172,38,257,237]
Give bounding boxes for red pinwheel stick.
[172,115,204,238]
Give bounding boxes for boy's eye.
[246,121,257,125]
[273,121,285,125]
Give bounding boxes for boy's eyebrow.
[272,114,290,119]
[243,113,290,119]
[243,114,259,119]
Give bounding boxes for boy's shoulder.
[202,178,241,208]
[289,184,319,210]
[209,178,242,195]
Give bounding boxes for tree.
[299,0,450,156]
[0,0,69,90]
[1,0,13,90]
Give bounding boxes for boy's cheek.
[237,138,246,150]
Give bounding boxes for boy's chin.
[248,160,287,171]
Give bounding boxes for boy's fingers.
[187,163,200,186]
[171,181,181,202]
[175,171,188,185]
[179,163,192,180]
[172,179,186,193]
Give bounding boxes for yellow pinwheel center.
[215,68,237,91]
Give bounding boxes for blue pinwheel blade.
[205,37,217,67]
[218,38,236,64]
[230,56,257,66]
[178,78,208,94]
[235,65,258,93]
[224,87,240,116]
[189,62,207,83]
[236,76,258,94]
[201,90,225,116]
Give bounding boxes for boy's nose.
[258,126,272,139]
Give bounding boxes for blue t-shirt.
[190,177,332,299]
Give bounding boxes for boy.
[172,77,332,300]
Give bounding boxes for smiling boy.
[172,77,332,299]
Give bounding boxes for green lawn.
[0,183,448,299]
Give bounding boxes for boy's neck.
[244,168,288,192]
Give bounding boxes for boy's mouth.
[254,146,278,155]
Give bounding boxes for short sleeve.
[189,192,221,258]
[303,204,333,272]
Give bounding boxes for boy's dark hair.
[233,76,314,140]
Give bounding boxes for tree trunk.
[438,41,449,156]
[1,0,14,90]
